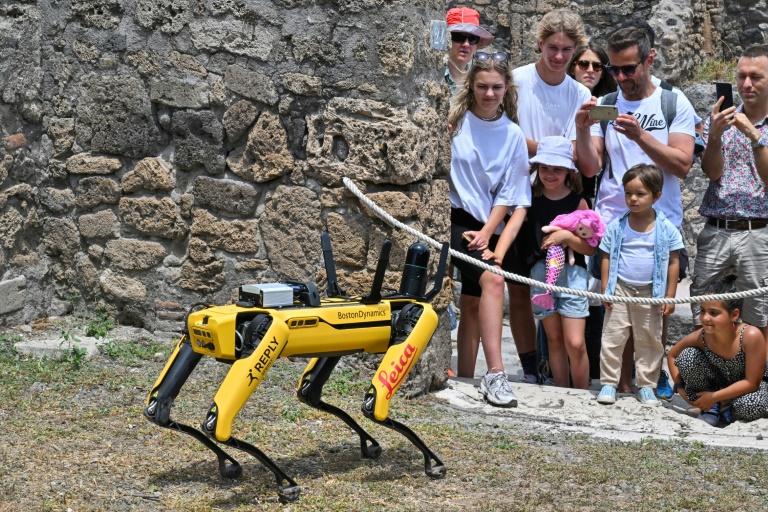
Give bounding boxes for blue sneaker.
[656,370,673,401]
[638,386,661,406]
[720,404,733,426]
[701,403,720,426]
[597,385,617,404]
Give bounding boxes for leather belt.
[707,217,768,230]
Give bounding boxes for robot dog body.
[144,234,448,502]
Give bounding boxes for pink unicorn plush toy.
[531,210,606,310]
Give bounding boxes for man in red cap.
[445,7,494,95]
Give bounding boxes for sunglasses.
[575,60,604,72]
[473,51,508,63]
[605,61,643,77]
[451,33,480,45]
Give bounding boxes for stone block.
[150,80,210,109]
[192,176,259,216]
[224,65,278,105]
[226,112,294,182]
[119,197,188,240]
[259,186,322,280]
[75,177,121,210]
[66,153,122,175]
[223,100,259,142]
[121,157,175,193]
[100,269,147,302]
[78,209,120,239]
[104,239,167,270]
[0,276,26,315]
[171,111,225,174]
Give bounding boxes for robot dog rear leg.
[144,336,242,479]
[298,356,382,459]
[361,303,446,479]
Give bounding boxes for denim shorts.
[530,258,589,320]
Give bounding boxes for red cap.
[445,7,494,48]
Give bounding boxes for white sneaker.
[480,371,518,407]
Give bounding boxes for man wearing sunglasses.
[575,26,695,230]
[444,7,494,96]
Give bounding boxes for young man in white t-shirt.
[508,10,589,385]
[574,26,696,395]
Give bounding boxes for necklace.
[477,107,502,122]
[448,59,469,75]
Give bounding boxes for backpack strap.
[658,79,674,91]
[599,91,619,136]
[659,88,677,133]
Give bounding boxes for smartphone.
[589,105,619,121]
[715,82,734,112]
[462,232,474,243]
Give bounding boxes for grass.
[692,58,737,83]
[3,322,768,511]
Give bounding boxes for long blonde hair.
[447,54,518,137]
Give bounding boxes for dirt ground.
[3,319,768,511]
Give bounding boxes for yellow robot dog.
[144,233,448,502]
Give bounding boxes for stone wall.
[0,0,765,394]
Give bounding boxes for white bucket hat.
[529,136,578,172]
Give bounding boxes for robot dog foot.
[143,399,243,479]
[202,409,300,503]
[362,391,446,479]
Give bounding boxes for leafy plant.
[692,58,737,83]
[59,330,87,370]
[85,304,115,339]
[0,331,21,358]
[101,338,165,364]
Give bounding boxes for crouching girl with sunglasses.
[447,51,531,407]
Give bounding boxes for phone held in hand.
[715,82,734,112]
[462,232,474,243]
[588,105,619,121]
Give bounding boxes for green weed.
[85,303,115,338]
[692,58,737,83]
[101,338,165,364]
[59,330,87,370]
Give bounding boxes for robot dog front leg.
[144,336,242,479]
[199,313,300,503]
[361,303,446,479]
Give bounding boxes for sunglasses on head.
[473,51,508,63]
[575,60,604,72]
[451,32,480,45]
[605,61,643,77]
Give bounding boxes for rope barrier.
[343,177,768,306]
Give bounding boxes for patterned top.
[701,325,747,385]
[700,105,768,219]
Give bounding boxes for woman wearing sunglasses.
[568,42,616,99]
[446,51,530,407]
[444,7,494,96]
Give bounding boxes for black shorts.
[451,208,501,298]
[503,237,532,287]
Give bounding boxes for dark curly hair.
[703,273,742,314]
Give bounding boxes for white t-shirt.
[591,86,696,227]
[617,224,655,285]
[513,63,591,141]
[449,112,531,233]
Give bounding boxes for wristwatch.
[751,136,768,149]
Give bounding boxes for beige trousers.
[600,280,663,389]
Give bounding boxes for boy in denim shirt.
[596,164,684,406]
